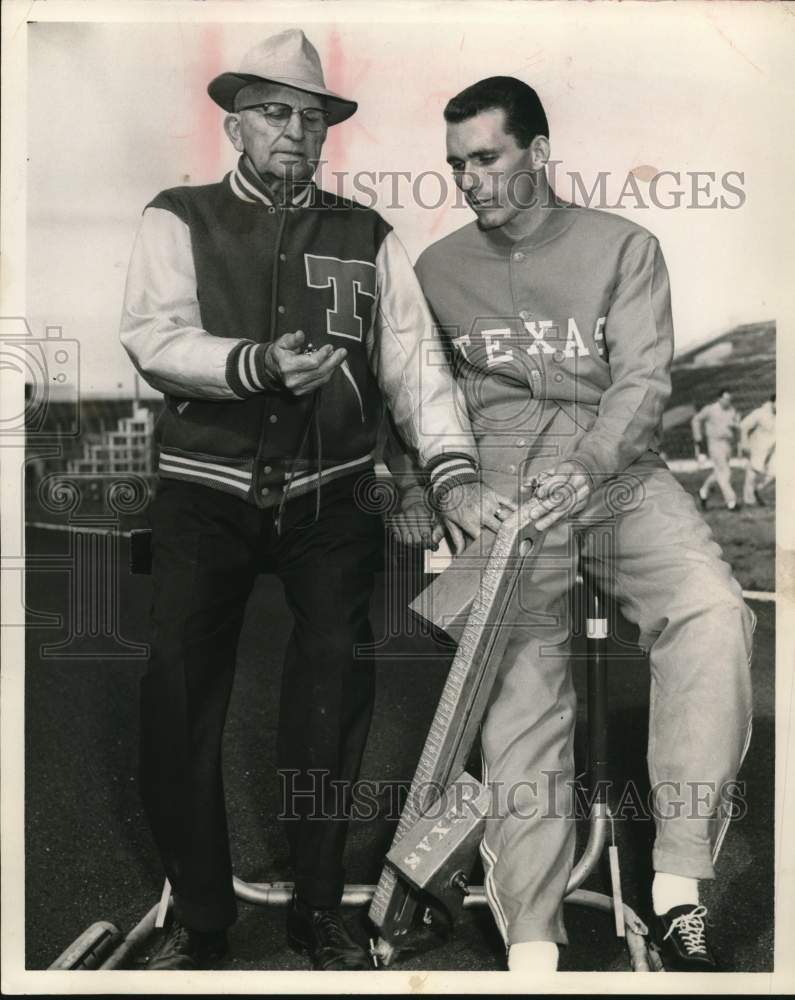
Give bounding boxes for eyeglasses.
[236,102,330,132]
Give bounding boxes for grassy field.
[675,468,775,592]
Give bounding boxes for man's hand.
[439,481,517,554]
[387,501,444,550]
[264,330,347,396]
[523,460,592,531]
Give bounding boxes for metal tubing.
[49,921,121,970]
[98,903,161,970]
[565,803,609,893]
[233,877,375,907]
[585,572,610,797]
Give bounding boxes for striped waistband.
[157,448,374,501]
[158,449,252,496]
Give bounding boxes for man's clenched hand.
[439,481,517,554]
[523,460,592,531]
[264,330,347,396]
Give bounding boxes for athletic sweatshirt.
[415,200,674,484]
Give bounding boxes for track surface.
[24,527,774,972]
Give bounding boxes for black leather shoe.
[147,918,228,970]
[287,895,373,970]
[654,904,718,971]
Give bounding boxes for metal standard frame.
[51,529,661,972]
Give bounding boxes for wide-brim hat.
[208,28,357,126]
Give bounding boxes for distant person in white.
[740,395,775,506]
[691,389,741,511]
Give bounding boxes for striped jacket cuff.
[226,342,278,398]
[427,453,479,503]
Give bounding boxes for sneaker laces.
[158,920,191,957]
[315,908,353,947]
[664,905,708,955]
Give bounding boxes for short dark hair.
[444,76,549,149]
[770,393,776,403]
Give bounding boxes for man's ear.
[223,114,244,152]
[531,135,550,171]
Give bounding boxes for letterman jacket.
[120,156,478,509]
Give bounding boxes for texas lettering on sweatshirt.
[415,200,674,482]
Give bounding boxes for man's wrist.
[226,341,280,397]
[426,453,479,508]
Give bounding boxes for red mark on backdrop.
[631,165,660,183]
[321,29,374,185]
[323,30,348,170]
[194,25,224,179]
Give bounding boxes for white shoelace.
[663,904,708,955]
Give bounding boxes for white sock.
[652,872,699,915]
[507,941,559,973]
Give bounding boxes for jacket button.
[279,253,286,262]
[269,414,278,423]
[261,486,270,496]
[508,464,517,474]
[277,305,286,314]
[554,372,564,383]
[517,439,527,447]
[513,251,525,263]
[263,465,272,474]
[519,309,531,321]
[553,350,565,363]
[268,207,276,214]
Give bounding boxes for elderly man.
[120,29,508,971]
[691,389,742,510]
[411,76,754,972]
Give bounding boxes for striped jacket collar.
[228,155,315,208]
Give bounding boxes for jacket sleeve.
[381,414,429,510]
[368,230,480,500]
[119,206,277,400]
[568,237,674,482]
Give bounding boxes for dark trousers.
[140,475,383,931]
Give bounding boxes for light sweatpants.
[743,442,775,504]
[478,466,754,947]
[701,438,737,506]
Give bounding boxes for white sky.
[25,4,795,397]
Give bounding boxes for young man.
[692,389,742,510]
[119,30,509,971]
[413,76,754,972]
[740,395,776,506]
